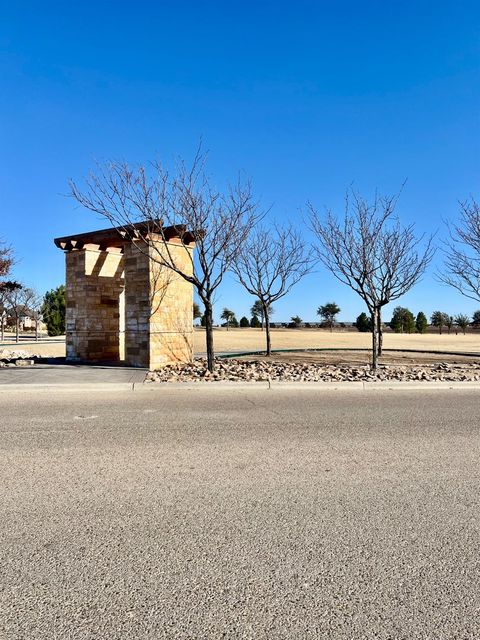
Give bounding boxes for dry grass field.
[200,327,480,355]
[3,327,479,359]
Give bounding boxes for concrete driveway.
[0,363,147,387]
[1,386,479,639]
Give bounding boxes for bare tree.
[232,224,313,356]
[6,286,36,343]
[25,289,43,341]
[0,287,8,342]
[1,282,20,341]
[439,198,480,302]
[0,240,19,341]
[70,151,260,372]
[309,190,434,369]
[0,302,5,342]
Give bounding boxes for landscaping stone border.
[146,357,480,384]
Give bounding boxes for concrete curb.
[0,382,137,392]
[2,380,480,393]
[139,381,364,391]
[138,380,480,392]
[362,380,480,390]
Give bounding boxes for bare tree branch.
[438,198,480,302]
[5,285,37,344]
[70,151,262,371]
[232,223,314,355]
[309,189,434,369]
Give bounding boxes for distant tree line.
[353,307,477,336]
[194,299,480,338]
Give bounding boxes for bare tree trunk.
[377,307,383,356]
[204,301,215,373]
[15,317,19,343]
[264,307,272,356]
[371,309,378,371]
[1,316,4,341]
[35,319,39,342]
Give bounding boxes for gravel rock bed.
[146,358,480,383]
[0,349,37,367]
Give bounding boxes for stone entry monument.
[54,223,195,369]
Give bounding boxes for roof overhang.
[54,221,195,252]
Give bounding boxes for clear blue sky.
[1,1,480,322]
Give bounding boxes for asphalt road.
[1,387,479,639]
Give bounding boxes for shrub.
[415,311,428,334]
[355,312,372,332]
[250,315,261,328]
[455,314,470,334]
[431,311,450,334]
[391,306,415,333]
[41,285,66,336]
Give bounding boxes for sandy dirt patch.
[197,327,480,354]
[0,338,65,358]
[240,350,480,366]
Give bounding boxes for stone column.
[123,240,194,369]
[65,246,124,362]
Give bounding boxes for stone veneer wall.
[65,248,124,362]
[123,240,194,369]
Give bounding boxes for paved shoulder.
[0,364,147,388]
